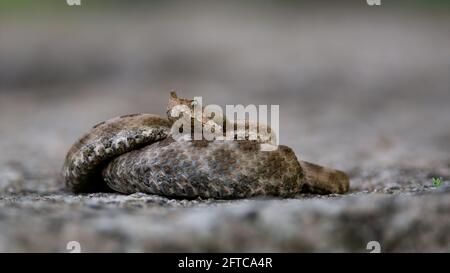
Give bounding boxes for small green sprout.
[432,177,443,187]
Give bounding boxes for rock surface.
[0,2,449,252]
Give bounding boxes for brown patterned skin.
[299,161,349,195]
[63,93,349,198]
[63,114,171,192]
[103,138,304,198]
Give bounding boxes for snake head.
[166,91,198,124]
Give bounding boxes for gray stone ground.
[0,3,449,252]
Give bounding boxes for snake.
[63,92,349,199]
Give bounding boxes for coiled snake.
[63,92,349,198]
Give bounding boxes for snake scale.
[63,92,349,198]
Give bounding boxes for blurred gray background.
[0,0,449,252]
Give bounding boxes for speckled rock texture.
[0,3,449,252]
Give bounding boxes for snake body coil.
[63,93,349,198]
